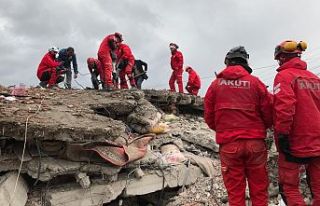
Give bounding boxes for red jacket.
[171,50,183,71]
[37,52,60,79]
[273,57,320,157]
[116,43,135,65]
[98,34,116,56]
[204,65,273,144]
[187,68,201,88]
[87,58,102,74]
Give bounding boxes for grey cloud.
[1,0,320,95]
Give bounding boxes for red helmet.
[87,57,95,65]
[114,32,123,42]
[274,40,307,60]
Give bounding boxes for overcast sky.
[1,0,320,96]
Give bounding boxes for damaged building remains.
[0,86,312,205]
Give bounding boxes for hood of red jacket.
[217,65,249,80]
[277,57,307,72]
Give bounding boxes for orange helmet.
[274,40,307,60]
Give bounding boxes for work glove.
[278,134,290,155]
[74,72,78,79]
[278,133,312,163]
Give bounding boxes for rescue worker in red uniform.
[169,43,184,93]
[97,32,123,91]
[273,40,320,206]
[115,43,136,89]
[185,66,201,95]
[87,58,103,90]
[204,46,273,206]
[37,47,65,88]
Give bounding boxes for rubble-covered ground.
[0,86,312,206]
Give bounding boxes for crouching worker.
[87,57,103,90]
[116,43,136,89]
[204,46,273,206]
[133,59,148,89]
[37,47,66,88]
[185,66,201,95]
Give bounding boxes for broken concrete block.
[124,165,203,196]
[75,172,91,189]
[127,99,162,134]
[0,172,29,206]
[46,180,126,206]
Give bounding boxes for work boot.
[39,81,48,88]
[102,84,114,92]
[48,84,61,90]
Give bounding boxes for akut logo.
[219,79,250,89]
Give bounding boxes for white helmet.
[48,46,59,53]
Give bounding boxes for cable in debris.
[33,138,42,186]
[10,97,45,206]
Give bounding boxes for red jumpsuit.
[37,52,62,87]
[204,65,273,206]
[169,50,184,93]
[97,34,116,87]
[87,58,103,79]
[273,57,320,206]
[116,43,135,89]
[186,68,201,95]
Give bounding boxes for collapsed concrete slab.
[143,89,204,114]
[44,164,204,205]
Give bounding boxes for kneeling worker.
[185,66,201,95]
[37,47,65,89]
[87,57,103,90]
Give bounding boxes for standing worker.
[115,43,136,89]
[58,47,78,89]
[37,47,66,89]
[98,32,123,91]
[185,66,201,95]
[87,57,103,90]
[273,40,320,205]
[133,59,148,89]
[204,46,273,206]
[169,43,184,93]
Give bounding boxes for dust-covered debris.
[0,86,309,206]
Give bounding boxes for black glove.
[143,73,148,80]
[117,60,128,70]
[278,134,290,155]
[56,66,67,74]
[278,133,312,163]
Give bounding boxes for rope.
[74,79,86,89]
[10,97,44,206]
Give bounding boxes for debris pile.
[0,86,311,205]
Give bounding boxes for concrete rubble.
[0,86,312,205]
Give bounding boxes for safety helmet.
[169,43,179,49]
[114,32,123,42]
[48,46,59,53]
[274,40,307,60]
[185,66,192,72]
[87,57,95,65]
[225,46,249,63]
